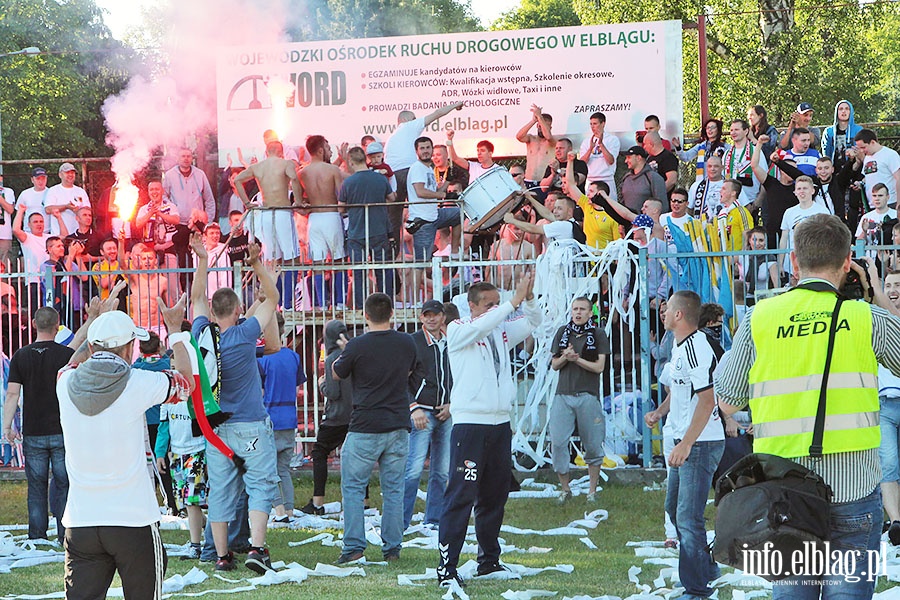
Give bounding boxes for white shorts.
[249,209,299,260]
[307,212,346,261]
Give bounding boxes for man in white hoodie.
[56,295,193,600]
[437,273,541,589]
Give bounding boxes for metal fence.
[0,205,892,469]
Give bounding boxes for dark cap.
[421,299,444,314]
[624,145,648,158]
[31,167,47,177]
[796,102,813,113]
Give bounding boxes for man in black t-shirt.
[2,307,74,541]
[541,138,588,194]
[549,297,610,504]
[643,131,679,193]
[221,210,251,265]
[332,293,417,564]
[751,134,799,248]
[339,147,396,309]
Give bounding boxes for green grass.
[1,474,681,599]
[19,472,900,599]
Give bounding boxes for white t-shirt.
[158,402,205,455]
[57,360,172,527]
[780,202,831,273]
[862,146,900,207]
[543,219,575,241]
[722,143,766,206]
[580,132,621,181]
[468,162,501,181]
[20,232,51,284]
[856,208,897,241]
[687,178,723,220]
[15,187,49,233]
[45,184,90,236]
[384,117,426,171]
[136,200,179,243]
[194,243,232,300]
[660,212,694,243]
[407,160,438,222]
[0,187,14,240]
[663,329,723,442]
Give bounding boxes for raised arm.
[533,104,553,140]
[778,115,797,150]
[0,189,14,219]
[233,166,255,209]
[188,232,210,319]
[11,204,27,243]
[515,117,536,143]
[751,136,770,184]
[423,101,465,127]
[159,293,197,387]
[526,193,555,222]
[446,130,469,170]
[68,279,128,362]
[246,242,280,333]
[565,154,582,203]
[286,162,302,207]
[503,211,545,235]
[53,209,69,238]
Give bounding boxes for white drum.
[459,167,524,232]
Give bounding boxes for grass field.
[7,472,897,599]
[0,473,692,599]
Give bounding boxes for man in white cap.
[57,291,193,600]
[46,163,91,237]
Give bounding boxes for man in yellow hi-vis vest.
[716,213,900,599]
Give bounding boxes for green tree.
[492,0,582,30]
[0,0,135,165]
[287,0,482,41]
[492,0,899,135]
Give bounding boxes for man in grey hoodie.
[56,291,193,600]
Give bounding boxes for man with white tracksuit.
[436,274,541,588]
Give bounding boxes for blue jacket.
[822,100,862,162]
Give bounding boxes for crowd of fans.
[0,96,899,599]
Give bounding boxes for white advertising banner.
[216,21,683,164]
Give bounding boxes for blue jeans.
[206,419,278,522]
[340,429,408,556]
[772,487,882,600]
[665,439,724,598]
[412,208,460,261]
[403,411,452,529]
[347,236,394,309]
[23,434,68,541]
[879,396,900,483]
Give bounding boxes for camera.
[840,258,873,302]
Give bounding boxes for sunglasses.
[511,172,524,177]
[671,198,688,204]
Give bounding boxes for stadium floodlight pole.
[0,47,41,173]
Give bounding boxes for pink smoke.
[102,0,290,180]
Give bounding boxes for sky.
[95,0,520,42]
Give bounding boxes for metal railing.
[1,207,892,468]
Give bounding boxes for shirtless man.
[234,140,302,262]
[515,103,556,194]
[124,240,168,342]
[299,135,347,307]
